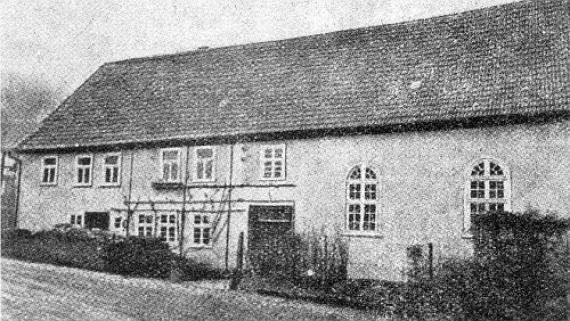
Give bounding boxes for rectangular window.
[40,156,58,185]
[158,213,178,244]
[161,148,181,182]
[103,154,121,185]
[70,214,83,228]
[137,214,154,237]
[260,145,286,180]
[192,213,212,246]
[194,147,215,182]
[75,155,92,186]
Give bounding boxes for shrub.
[398,210,570,320]
[105,236,174,278]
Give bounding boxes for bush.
[1,227,225,281]
[398,210,570,320]
[105,237,174,278]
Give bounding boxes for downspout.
[225,143,235,271]
[179,146,190,256]
[126,150,134,237]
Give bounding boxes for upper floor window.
[260,145,286,180]
[102,154,121,186]
[464,158,511,233]
[194,147,215,182]
[346,165,379,232]
[161,148,181,182]
[41,156,58,185]
[75,155,92,186]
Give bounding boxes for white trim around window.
[259,144,286,181]
[463,157,512,236]
[344,164,382,236]
[74,155,93,187]
[40,156,58,186]
[101,153,122,186]
[193,146,216,182]
[160,148,181,182]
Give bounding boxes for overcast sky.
[2,0,518,97]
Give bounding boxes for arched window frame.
[345,164,381,234]
[463,157,512,235]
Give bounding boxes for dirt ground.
[1,259,394,321]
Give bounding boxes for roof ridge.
[105,0,536,67]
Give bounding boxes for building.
[14,0,569,280]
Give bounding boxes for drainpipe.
[225,142,235,271]
[179,146,190,256]
[126,150,134,237]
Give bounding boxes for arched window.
[346,165,379,232]
[464,158,511,232]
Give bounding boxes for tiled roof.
[18,0,570,151]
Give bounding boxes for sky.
[2,0,520,98]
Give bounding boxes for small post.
[428,242,434,280]
[230,232,244,290]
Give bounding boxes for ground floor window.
[138,214,154,237]
[70,214,82,228]
[137,212,178,244]
[158,213,177,243]
[192,212,212,246]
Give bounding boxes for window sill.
[73,184,92,188]
[99,184,121,188]
[342,232,384,239]
[188,245,214,249]
[152,181,184,190]
[40,183,58,187]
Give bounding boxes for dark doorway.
[84,212,110,230]
[247,205,294,273]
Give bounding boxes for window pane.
[49,169,55,182]
[168,227,175,241]
[349,167,361,180]
[163,164,170,181]
[163,150,178,161]
[44,158,56,165]
[84,169,90,183]
[194,215,201,224]
[365,168,376,179]
[349,184,361,200]
[471,163,485,176]
[105,156,118,165]
[161,215,167,223]
[70,215,75,224]
[146,215,153,224]
[170,164,178,180]
[203,228,210,245]
[139,215,145,224]
[138,227,145,236]
[77,169,84,183]
[196,162,204,179]
[197,148,213,159]
[170,215,175,224]
[43,169,50,183]
[78,157,91,165]
[146,227,152,237]
[205,160,213,179]
[194,228,201,243]
[490,162,504,176]
[274,148,283,158]
[112,168,119,183]
[365,184,376,200]
[264,149,272,158]
[105,168,111,182]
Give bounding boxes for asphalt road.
[1,259,390,321]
